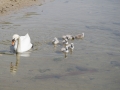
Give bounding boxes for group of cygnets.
[52,33,84,57]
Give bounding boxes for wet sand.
[0,0,120,90]
[0,0,48,15]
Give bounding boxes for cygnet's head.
[70,43,74,49]
[71,43,74,46]
[82,33,84,37]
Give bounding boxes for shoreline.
[0,0,45,16]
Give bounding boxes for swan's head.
[12,34,19,46]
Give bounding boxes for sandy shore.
[0,0,45,15]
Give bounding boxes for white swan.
[12,33,33,53]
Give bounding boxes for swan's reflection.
[10,52,30,74]
[10,54,20,74]
[19,51,31,57]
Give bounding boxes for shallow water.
[0,0,120,90]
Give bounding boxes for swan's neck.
[16,37,21,53]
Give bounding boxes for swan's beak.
[12,39,15,46]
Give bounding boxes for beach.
[0,0,120,90]
[0,0,47,15]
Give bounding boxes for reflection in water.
[10,52,30,74]
[10,54,20,74]
[34,66,97,80]
[19,51,31,57]
[64,53,67,58]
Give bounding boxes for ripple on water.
[23,12,40,18]
[53,58,62,62]
[0,40,11,45]
[110,61,120,66]
[0,21,13,24]
[113,22,120,26]
[39,69,51,73]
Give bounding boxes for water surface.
[0,0,120,90]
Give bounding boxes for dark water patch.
[39,69,51,73]
[89,77,95,80]
[35,74,61,80]
[0,40,11,45]
[113,31,120,37]
[85,25,113,32]
[55,51,62,54]
[64,1,69,3]
[66,68,97,76]
[96,58,99,60]
[32,42,42,51]
[85,26,97,29]
[76,66,88,71]
[98,27,113,31]
[53,58,62,62]
[34,67,97,80]
[29,70,34,72]
[0,50,14,55]
[113,22,120,25]
[57,37,63,41]
[107,52,119,56]
[105,70,110,71]
[66,68,74,72]
[13,24,21,26]
[90,41,94,44]
[110,61,120,66]
[0,43,14,54]
[47,42,53,45]
[33,42,41,46]
[100,22,106,24]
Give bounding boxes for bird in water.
[62,34,75,40]
[75,33,84,39]
[66,35,75,40]
[52,37,59,47]
[12,33,33,53]
[67,43,74,54]
[62,38,68,46]
[61,45,69,58]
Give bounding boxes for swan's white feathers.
[13,33,32,53]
